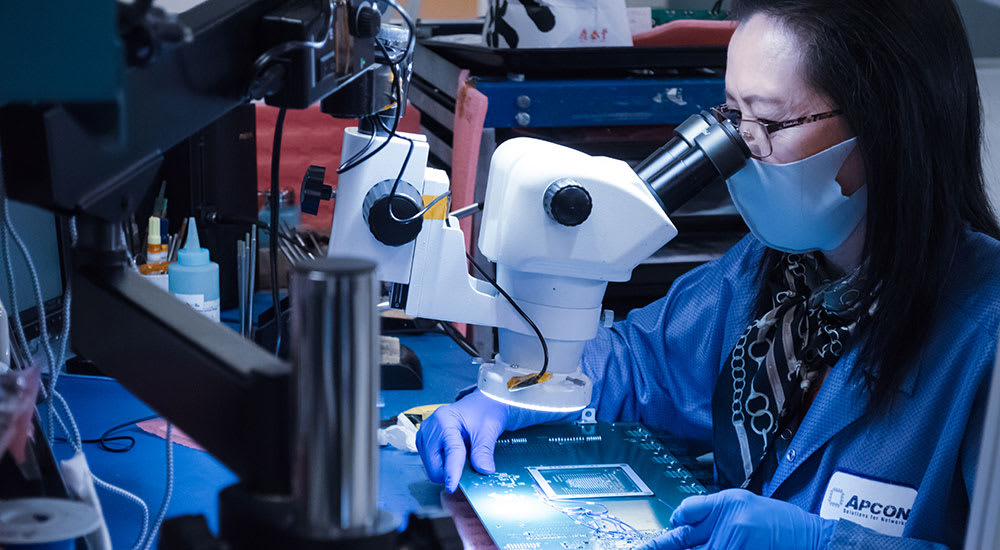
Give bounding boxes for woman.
[417,1,1000,548]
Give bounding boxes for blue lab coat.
[581,227,1000,549]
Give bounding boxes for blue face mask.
[725,137,866,254]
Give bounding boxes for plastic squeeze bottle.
[168,217,220,322]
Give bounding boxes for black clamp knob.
[300,165,332,215]
[355,5,382,39]
[543,179,592,226]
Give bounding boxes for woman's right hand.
[416,390,511,493]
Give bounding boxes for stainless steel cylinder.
[290,257,379,538]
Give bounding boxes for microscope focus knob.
[300,165,333,216]
[363,179,425,246]
[544,179,592,226]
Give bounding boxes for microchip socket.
[526,464,654,500]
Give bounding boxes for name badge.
[819,471,917,537]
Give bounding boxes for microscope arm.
[69,231,291,494]
[405,213,532,331]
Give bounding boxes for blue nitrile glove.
[641,489,836,550]
[416,389,571,493]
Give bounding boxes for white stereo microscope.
[320,111,749,412]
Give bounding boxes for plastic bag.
[378,412,419,453]
[0,365,41,464]
[483,0,632,48]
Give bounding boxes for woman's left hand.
[640,489,836,550]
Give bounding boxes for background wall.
[978,59,1000,220]
[958,0,1000,57]
[961,0,1000,220]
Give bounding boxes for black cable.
[337,39,404,174]
[465,252,549,387]
[437,321,481,358]
[338,115,379,171]
[95,413,160,452]
[270,107,287,356]
[373,114,450,223]
[57,435,134,453]
[58,414,160,453]
[383,0,417,66]
[371,40,451,224]
[337,110,398,173]
[376,115,418,222]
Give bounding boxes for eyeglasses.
[710,104,843,159]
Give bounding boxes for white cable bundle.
[0,168,173,549]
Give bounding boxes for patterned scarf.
[711,253,874,489]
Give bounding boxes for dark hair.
[731,0,1000,407]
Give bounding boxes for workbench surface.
[47,333,477,548]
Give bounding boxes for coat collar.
[763,347,869,497]
[761,338,922,496]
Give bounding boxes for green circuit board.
[459,422,707,550]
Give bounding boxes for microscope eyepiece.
[639,113,751,215]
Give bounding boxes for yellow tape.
[422,194,448,220]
